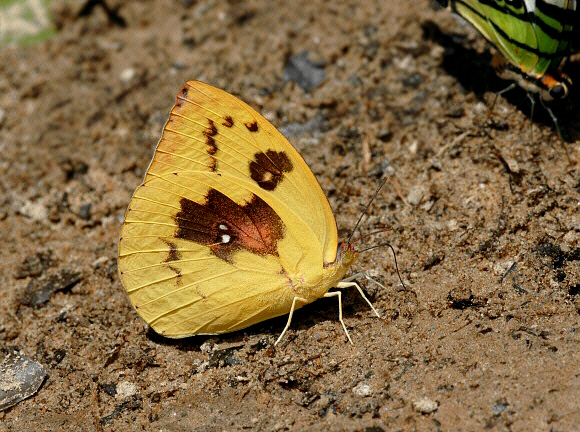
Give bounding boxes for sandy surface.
[0,1,579,431]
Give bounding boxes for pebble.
[407,185,425,206]
[116,381,138,399]
[413,397,438,414]
[492,400,508,413]
[15,250,55,278]
[283,51,325,92]
[493,260,516,276]
[19,269,82,306]
[18,200,48,221]
[0,348,46,411]
[119,67,136,83]
[79,203,91,220]
[91,256,109,268]
[352,381,371,397]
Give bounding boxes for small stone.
[402,72,423,88]
[172,61,186,70]
[15,251,55,278]
[447,286,481,310]
[492,399,508,413]
[116,381,138,399]
[0,348,46,411]
[18,200,48,221]
[19,269,82,306]
[562,230,579,245]
[91,256,109,268]
[352,382,371,397]
[99,383,117,397]
[413,397,438,414]
[283,51,325,92]
[446,219,459,231]
[377,129,393,142]
[423,252,445,270]
[79,203,91,220]
[407,185,425,206]
[493,260,516,276]
[119,67,136,83]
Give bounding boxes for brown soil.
[1,1,579,431]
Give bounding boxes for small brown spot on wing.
[174,189,285,263]
[162,239,181,262]
[206,136,218,155]
[250,150,293,191]
[203,119,219,170]
[168,265,182,284]
[222,115,234,127]
[176,84,189,108]
[208,159,217,172]
[161,239,183,284]
[204,119,218,137]
[245,120,258,132]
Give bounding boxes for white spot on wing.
[523,0,535,12]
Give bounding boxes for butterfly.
[118,81,381,345]
[436,0,578,100]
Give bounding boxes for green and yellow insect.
[437,0,578,100]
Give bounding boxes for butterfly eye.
[548,84,568,100]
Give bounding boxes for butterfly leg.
[323,290,353,344]
[337,277,381,318]
[275,296,307,345]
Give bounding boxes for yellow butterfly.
[118,81,380,345]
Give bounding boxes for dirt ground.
[1,1,579,431]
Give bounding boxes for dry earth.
[0,1,579,431]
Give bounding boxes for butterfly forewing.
[118,81,341,337]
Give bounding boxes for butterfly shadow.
[422,20,507,101]
[144,286,380,350]
[422,20,580,142]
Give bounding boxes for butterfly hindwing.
[451,0,540,71]
[442,0,577,98]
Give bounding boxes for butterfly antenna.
[358,242,406,290]
[526,91,536,144]
[347,177,388,244]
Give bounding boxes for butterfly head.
[337,241,358,267]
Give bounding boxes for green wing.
[532,0,575,73]
[448,0,576,76]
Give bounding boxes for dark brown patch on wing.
[203,119,219,170]
[250,150,293,191]
[222,115,234,127]
[174,189,285,263]
[245,120,258,132]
